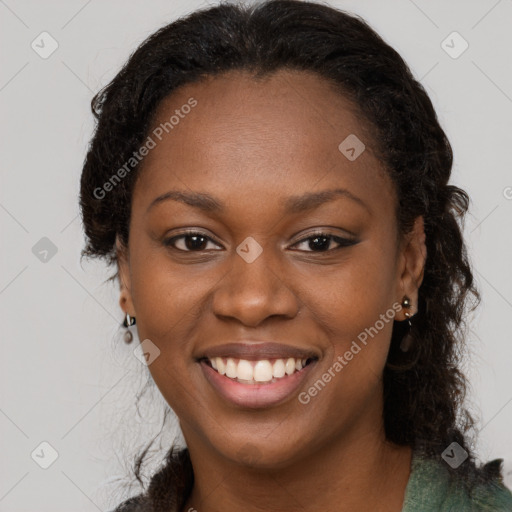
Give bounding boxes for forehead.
[133,68,394,218]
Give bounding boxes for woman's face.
[118,69,425,467]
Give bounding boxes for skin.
[117,69,427,512]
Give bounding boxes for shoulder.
[108,493,150,512]
[107,446,193,512]
[402,450,512,511]
[467,459,512,512]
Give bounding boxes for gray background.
[1,0,511,510]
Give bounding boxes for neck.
[181,424,412,512]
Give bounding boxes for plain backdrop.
[1,0,511,510]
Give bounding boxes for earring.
[400,296,414,353]
[122,313,136,344]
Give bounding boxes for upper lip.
[198,342,320,361]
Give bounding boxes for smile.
[199,357,318,408]
[204,356,315,384]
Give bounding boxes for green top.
[402,450,512,511]
[111,448,512,511]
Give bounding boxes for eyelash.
[163,230,358,253]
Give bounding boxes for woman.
[79,1,512,510]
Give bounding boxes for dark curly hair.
[79,0,505,509]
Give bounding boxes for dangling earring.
[122,313,136,344]
[400,296,414,353]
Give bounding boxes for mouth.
[199,356,317,385]
[196,342,320,408]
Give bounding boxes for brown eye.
[163,232,223,252]
[291,233,359,252]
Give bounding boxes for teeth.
[237,359,253,381]
[273,359,286,378]
[254,360,273,382]
[285,357,296,375]
[208,356,310,383]
[225,358,237,378]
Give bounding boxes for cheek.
[302,239,399,372]
[128,244,220,341]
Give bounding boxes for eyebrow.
[146,187,371,215]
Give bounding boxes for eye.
[163,231,223,252]
[290,232,358,252]
[163,230,358,253]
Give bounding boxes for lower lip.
[199,360,317,409]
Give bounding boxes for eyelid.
[290,228,357,243]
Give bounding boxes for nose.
[211,247,300,327]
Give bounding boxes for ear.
[396,216,427,320]
[116,235,136,317]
